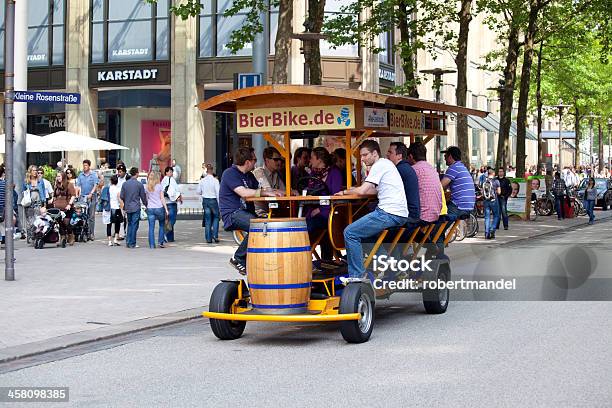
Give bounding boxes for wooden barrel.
[247,218,312,314]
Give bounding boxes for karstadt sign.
[96,68,159,82]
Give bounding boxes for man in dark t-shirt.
[387,142,420,229]
[219,147,281,275]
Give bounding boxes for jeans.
[126,211,140,248]
[584,199,595,223]
[202,198,220,242]
[147,207,166,248]
[495,196,508,229]
[307,214,333,260]
[555,196,566,219]
[165,203,178,242]
[226,210,256,266]
[344,207,408,278]
[484,199,500,235]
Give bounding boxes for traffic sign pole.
[4,0,16,281]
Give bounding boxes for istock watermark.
[373,278,517,291]
[372,255,433,274]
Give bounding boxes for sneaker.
[113,239,121,246]
[159,243,165,248]
[229,258,247,276]
[213,238,220,243]
[108,241,113,247]
[118,235,125,241]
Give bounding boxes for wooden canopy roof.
[198,84,488,118]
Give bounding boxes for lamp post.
[584,112,600,168]
[607,119,612,174]
[420,68,456,172]
[551,102,571,170]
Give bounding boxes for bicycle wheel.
[465,213,479,238]
[537,198,553,216]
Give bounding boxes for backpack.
[482,178,496,201]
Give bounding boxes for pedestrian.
[171,159,182,183]
[65,167,79,196]
[495,167,511,230]
[51,171,76,245]
[0,166,6,245]
[120,167,148,248]
[145,171,168,249]
[23,165,47,243]
[116,164,129,240]
[583,177,597,225]
[76,159,102,241]
[481,168,501,239]
[291,147,311,190]
[197,163,220,243]
[102,175,124,246]
[37,167,54,203]
[552,171,567,220]
[160,166,182,243]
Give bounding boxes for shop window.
[18,0,66,67]
[91,0,169,63]
[321,0,358,57]
[378,31,394,65]
[487,131,494,165]
[199,1,278,58]
[472,128,480,159]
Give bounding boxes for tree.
[146,0,292,84]
[324,0,423,97]
[455,0,473,167]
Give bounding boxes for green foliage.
[41,165,57,185]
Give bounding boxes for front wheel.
[232,230,245,246]
[339,283,375,343]
[209,282,246,340]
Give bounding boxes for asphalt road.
[1,222,611,407]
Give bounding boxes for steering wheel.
[296,176,330,196]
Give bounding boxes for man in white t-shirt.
[335,140,409,278]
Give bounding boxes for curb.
[0,306,206,365]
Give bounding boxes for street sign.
[14,90,81,104]
[234,73,263,90]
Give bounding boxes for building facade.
[0,0,537,181]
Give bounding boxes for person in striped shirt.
[440,146,475,220]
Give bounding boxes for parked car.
[576,178,612,210]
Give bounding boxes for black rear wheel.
[423,264,450,314]
[209,282,246,340]
[339,283,375,343]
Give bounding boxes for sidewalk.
[1,210,610,362]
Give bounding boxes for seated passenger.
[332,148,357,187]
[407,142,442,223]
[253,146,287,216]
[386,141,420,230]
[219,147,281,275]
[291,147,311,190]
[306,147,343,260]
[440,146,476,220]
[335,140,408,279]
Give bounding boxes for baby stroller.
[71,202,90,242]
[32,208,65,249]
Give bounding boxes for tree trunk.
[398,0,419,97]
[305,0,325,85]
[455,0,472,168]
[272,0,293,84]
[536,41,544,169]
[495,22,521,171]
[515,1,539,177]
[598,121,603,173]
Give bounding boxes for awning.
[542,130,575,139]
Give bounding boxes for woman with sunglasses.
[65,167,80,197]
